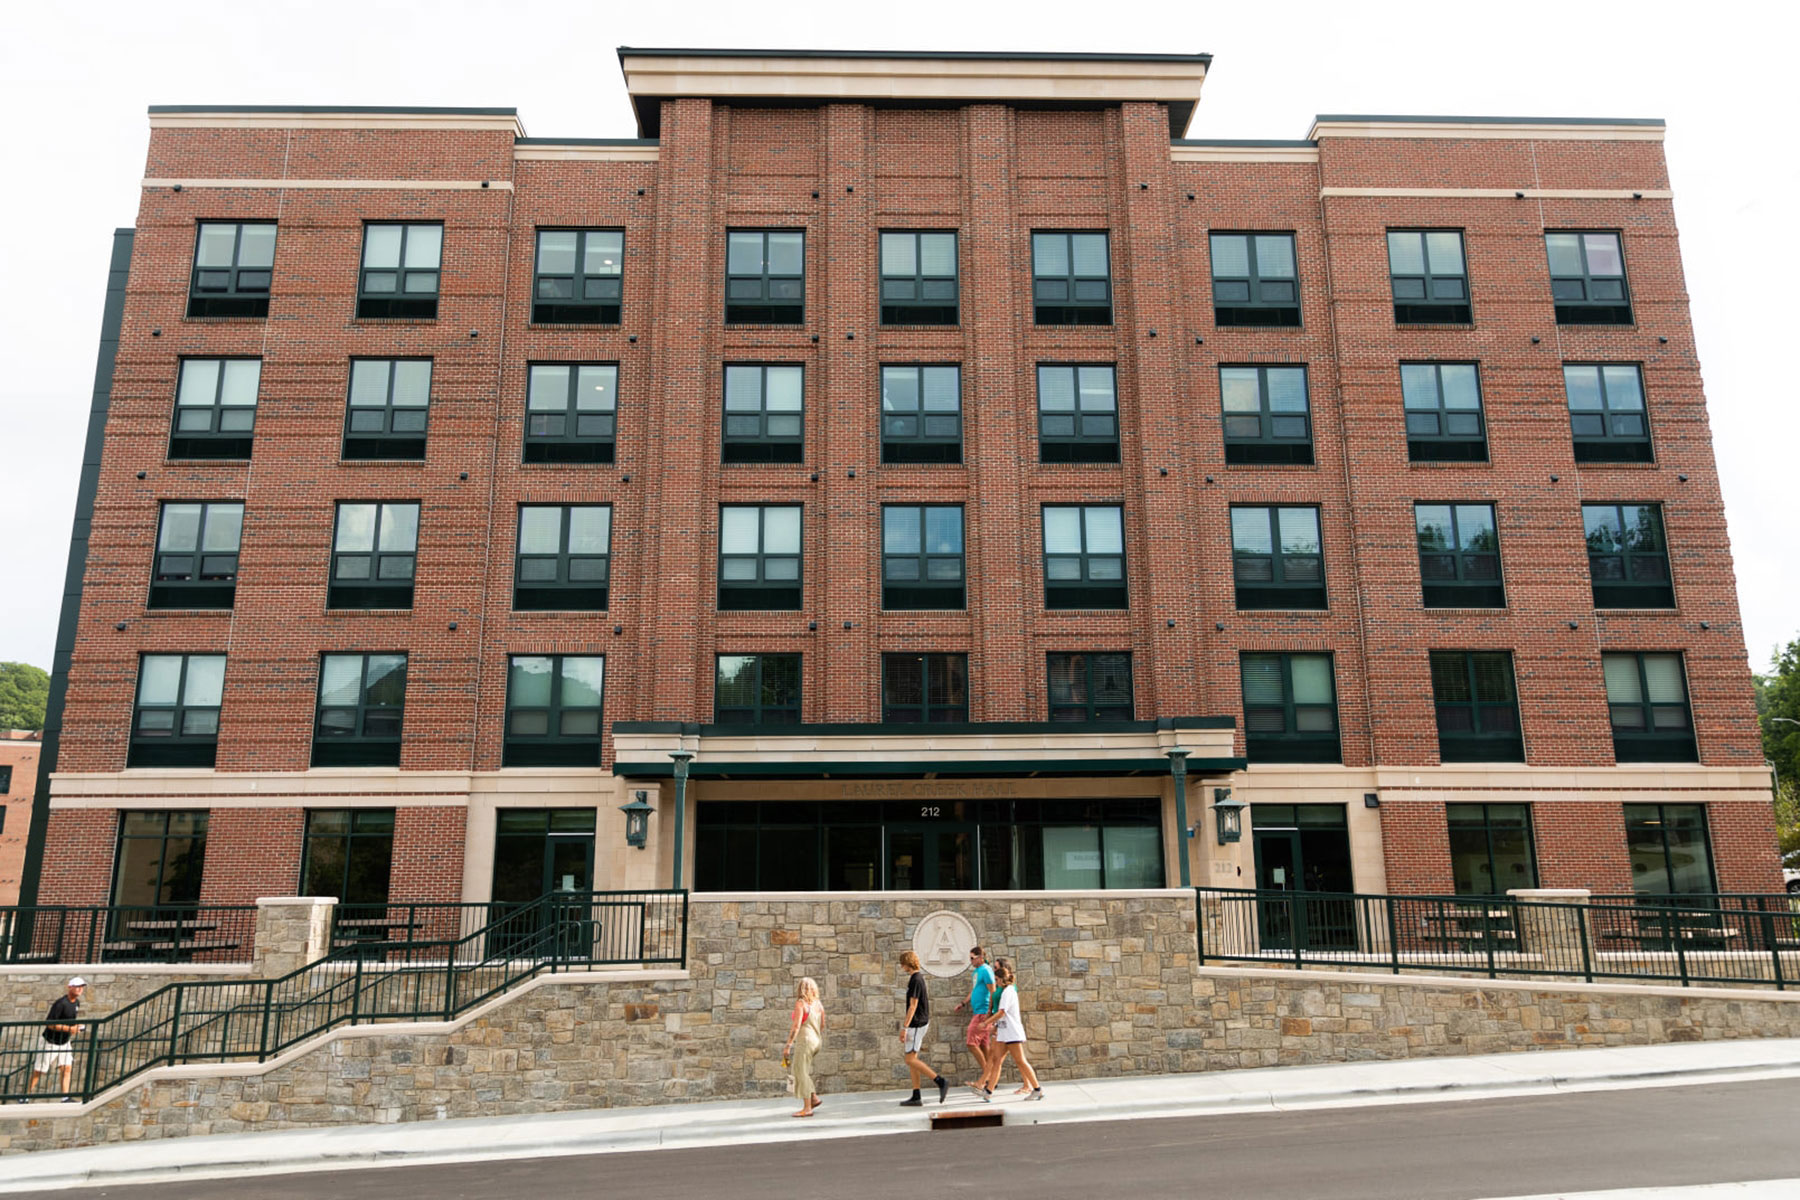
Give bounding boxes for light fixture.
[1364,792,1380,809]
[619,791,654,850]
[1212,787,1246,845]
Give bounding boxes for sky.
[0,0,1792,674]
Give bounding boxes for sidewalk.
[7,1039,1800,1194]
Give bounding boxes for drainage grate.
[930,1109,1004,1131]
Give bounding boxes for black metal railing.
[0,904,260,965]
[0,889,687,1105]
[1196,887,1800,990]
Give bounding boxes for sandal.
[792,1110,814,1118]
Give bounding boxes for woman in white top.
[986,959,1043,1100]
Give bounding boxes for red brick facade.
[0,732,42,905]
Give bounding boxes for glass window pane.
[1584,233,1623,275]
[727,233,763,275]
[1043,508,1081,554]
[529,365,569,411]
[137,656,184,705]
[1602,366,1644,410]
[508,656,553,707]
[882,368,919,413]
[1415,505,1452,550]
[766,233,803,275]
[1425,231,1464,274]
[925,507,962,554]
[232,224,276,270]
[724,365,762,411]
[1456,505,1496,547]
[568,506,611,554]
[1265,369,1308,412]
[585,231,622,274]
[378,504,418,551]
[348,361,389,407]
[1400,364,1438,409]
[537,231,577,275]
[764,366,803,411]
[1085,507,1123,554]
[181,656,226,706]
[335,504,377,552]
[575,365,616,411]
[921,367,959,411]
[1241,656,1283,705]
[1038,367,1075,411]
[1078,367,1116,411]
[1033,233,1069,276]
[919,233,955,276]
[1254,235,1295,279]
[1071,234,1108,277]
[319,655,365,706]
[1387,231,1425,275]
[720,507,760,552]
[201,504,243,552]
[1545,233,1583,276]
[363,656,406,706]
[404,225,442,269]
[1603,655,1644,703]
[178,360,221,407]
[884,507,921,554]
[1563,365,1603,411]
[1220,368,1261,412]
[362,225,402,269]
[560,657,605,708]
[1440,365,1480,409]
[880,232,915,276]
[1278,508,1320,554]
[763,507,801,554]
[1643,655,1686,703]
[1291,655,1334,704]
[1231,508,1272,554]
[1210,234,1249,277]
[391,361,431,407]
[519,507,563,554]
[195,224,240,268]
[159,504,202,552]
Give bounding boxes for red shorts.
[965,1014,993,1048]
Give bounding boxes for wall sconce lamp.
[619,790,654,850]
[1212,787,1246,845]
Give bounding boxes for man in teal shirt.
[952,946,996,1090]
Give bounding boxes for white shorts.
[903,1024,928,1053]
[34,1039,73,1072]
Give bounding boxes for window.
[1037,365,1119,464]
[525,363,616,464]
[1546,232,1631,325]
[1430,652,1523,763]
[111,811,208,909]
[1209,232,1299,327]
[170,359,260,460]
[1415,503,1504,608]
[357,223,441,319]
[882,505,964,610]
[1230,506,1325,610]
[313,653,407,767]
[880,365,961,464]
[149,502,242,610]
[880,231,958,324]
[1240,653,1340,763]
[129,654,225,768]
[328,502,418,610]
[1401,363,1487,462]
[300,809,395,907]
[1565,364,1652,463]
[715,654,801,725]
[1042,505,1126,609]
[882,653,968,723]
[1604,653,1696,762]
[188,222,275,318]
[1387,230,1470,324]
[1031,232,1111,325]
[1220,365,1312,465]
[343,359,431,460]
[1624,804,1715,895]
[1047,653,1134,722]
[1584,503,1674,609]
[532,229,622,324]
[0,765,10,794]
[725,230,804,324]
[719,505,802,611]
[723,364,804,464]
[503,655,605,766]
[514,505,611,611]
[1447,804,1537,896]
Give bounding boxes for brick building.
[22,48,1779,925]
[1,731,41,905]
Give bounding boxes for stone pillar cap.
[1505,888,1592,899]
[255,896,339,907]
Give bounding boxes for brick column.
[253,896,336,977]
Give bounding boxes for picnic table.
[102,916,239,959]
[1416,905,1518,952]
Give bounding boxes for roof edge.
[616,46,1211,64]
[1313,114,1664,127]
[148,104,518,116]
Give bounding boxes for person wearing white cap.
[23,978,86,1102]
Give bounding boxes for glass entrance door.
[886,824,977,889]
[1252,805,1355,951]
[490,809,596,955]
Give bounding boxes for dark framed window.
[1043,504,1126,609]
[1584,503,1674,609]
[1047,653,1134,722]
[715,654,802,725]
[1546,232,1631,325]
[300,809,395,906]
[1565,364,1652,463]
[328,502,418,610]
[723,364,804,464]
[170,358,260,460]
[313,653,407,767]
[719,504,802,611]
[1031,231,1111,325]
[880,365,961,464]
[129,654,225,768]
[1604,652,1696,763]
[1624,803,1715,895]
[357,223,442,319]
[1401,363,1487,462]
[1230,506,1324,610]
[525,363,616,464]
[0,765,10,794]
[343,359,431,460]
[149,502,242,610]
[532,229,622,324]
[1430,652,1523,763]
[1447,804,1537,896]
[111,812,209,909]
[1415,503,1504,608]
[188,222,275,318]
[1241,652,1340,763]
[514,505,611,611]
[1037,364,1119,463]
[882,653,968,724]
[1210,232,1299,327]
[503,655,605,767]
[880,231,958,324]
[726,230,804,324]
[1221,365,1312,465]
[1388,230,1470,324]
[882,505,965,610]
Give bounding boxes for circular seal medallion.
[911,909,978,978]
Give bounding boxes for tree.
[0,662,50,730]
[1756,639,1800,861]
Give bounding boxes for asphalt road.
[23,1077,1800,1200]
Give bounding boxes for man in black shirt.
[26,977,86,1101]
[897,951,948,1106]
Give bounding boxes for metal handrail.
[0,903,261,966]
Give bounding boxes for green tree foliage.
[0,661,50,730]
[1756,639,1800,860]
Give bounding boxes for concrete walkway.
[7,1039,1800,1194]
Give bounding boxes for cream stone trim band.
[1172,145,1319,164]
[515,145,660,162]
[1321,187,1672,200]
[1308,120,1663,142]
[149,113,525,134]
[143,177,513,191]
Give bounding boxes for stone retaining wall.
[2,968,255,1026]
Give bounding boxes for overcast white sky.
[1,0,1791,674]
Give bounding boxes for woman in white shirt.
[986,959,1043,1100]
